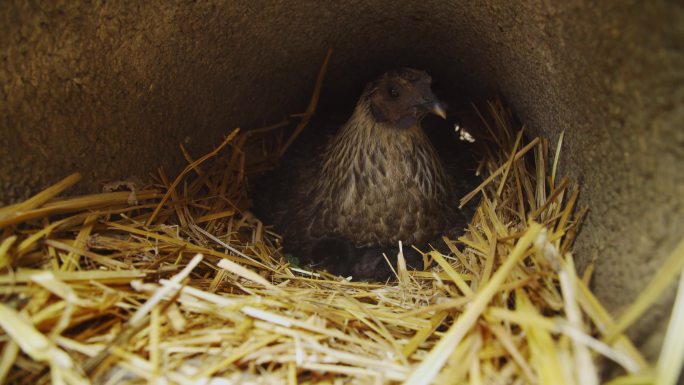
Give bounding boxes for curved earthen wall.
[1,0,683,361]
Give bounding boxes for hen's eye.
[388,86,400,99]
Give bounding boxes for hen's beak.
[429,102,447,119]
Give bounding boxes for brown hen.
[260,68,473,280]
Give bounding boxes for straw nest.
[1,55,683,385]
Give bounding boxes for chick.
[263,68,468,280]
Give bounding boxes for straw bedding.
[0,59,683,385]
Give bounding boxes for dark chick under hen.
[257,68,476,280]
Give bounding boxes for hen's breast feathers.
[294,102,454,248]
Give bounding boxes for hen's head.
[364,68,446,129]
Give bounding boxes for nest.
[1,54,683,385]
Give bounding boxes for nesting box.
[1,2,682,384]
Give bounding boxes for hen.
[259,68,473,280]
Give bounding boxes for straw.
[0,93,675,385]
